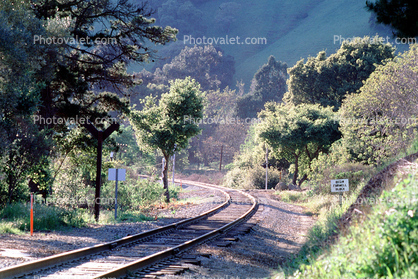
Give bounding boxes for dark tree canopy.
[30,0,177,133]
[366,0,418,37]
[235,55,287,119]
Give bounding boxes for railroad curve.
[0,179,258,279]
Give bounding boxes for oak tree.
[257,103,341,187]
[130,77,204,202]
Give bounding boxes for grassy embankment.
[274,155,418,278]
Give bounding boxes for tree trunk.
[163,154,170,203]
[298,174,308,188]
[292,154,299,186]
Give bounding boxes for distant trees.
[340,45,418,165]
[215,2,242,33]
[283,37,395,109]
[130,78,204,202]
[366,0,418,37]
[257,103,341,187]
[157,0,206,36]
[235,56,287,119]
[133,45,235,106]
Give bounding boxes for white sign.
[331,179,349,192]
[108,168,126,181]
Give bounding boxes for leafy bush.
[309,140,374,195]
[102,178,181,211]
[223,165,281,189]
[339,45,418,165]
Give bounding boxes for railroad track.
[0,179,258,279]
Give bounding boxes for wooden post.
[84,121,119,222]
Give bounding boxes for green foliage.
[283,36,395,109]
[309,140,375,195]
[339,45,418,165]
[111,124,154,167]
[235,56,287,119]
[257,103,341,186]
[366,0,418,37]
[102,178,180,211]
[135,45,235,98]
[0,0,52,204]
[131,77,204,157]
[131,77,204,201]
[0,202,85,233]
[223,165,281,189]
[294,176,418,278]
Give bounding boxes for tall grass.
[0,203,85,233]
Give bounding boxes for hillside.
[132,0,410,90]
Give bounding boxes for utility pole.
[84,120,119,222]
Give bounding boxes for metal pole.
[265,146,268,190]
[172,153,175,186]
[115,169,118,220]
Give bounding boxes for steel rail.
[0,183,230,279]
[93,179,258,278]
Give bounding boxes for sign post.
[331,179,349,206]
[108,168,126,220]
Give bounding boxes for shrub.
[223,166,281,189]
[309,140,374,195]
[102,178,181,211]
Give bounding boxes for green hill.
[132,0,410,90]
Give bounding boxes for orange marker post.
[30,193,33,236]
